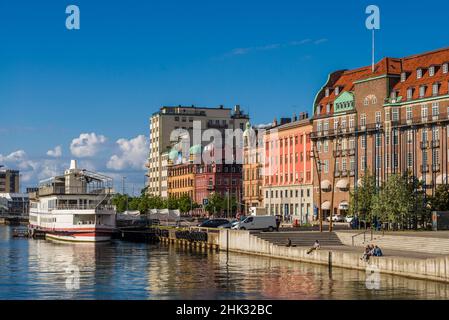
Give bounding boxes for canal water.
[1,225,449,300]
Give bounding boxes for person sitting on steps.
[307,240,320,254]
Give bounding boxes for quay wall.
[218,230,449,283]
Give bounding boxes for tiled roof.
[315,47,449,113]
[392,47,449,102]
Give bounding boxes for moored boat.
[29,160,116,242]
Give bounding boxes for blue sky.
[1,0,449,192]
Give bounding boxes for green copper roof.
[334,91,355,114]
[189,144,202,155]
[169,149,179,160]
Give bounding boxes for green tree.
[112,194,130,213]
[204,193,224,216]
[177,194,199,214]
[429,184,449,211]
[348,174,376,224]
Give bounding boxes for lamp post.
[330,124,342,233]
[311,145,323,233]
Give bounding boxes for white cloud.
[46,145,62,158]
[70,133,107,158]
[0,150,65,184]
[107,135,148,171]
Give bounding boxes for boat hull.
[30,225,114,243]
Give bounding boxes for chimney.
[70,160,77,170]
[234,105,241,114]
[273,117,278,127]
[293,113,297,122]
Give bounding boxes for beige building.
[0,169,20,193]
[147,105,249,197]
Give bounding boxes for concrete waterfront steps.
[252,231,344,247]
[335,230,449,255]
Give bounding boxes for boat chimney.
[70,160,77,170]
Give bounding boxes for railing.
[431,140,440,148]
[351,228,385,246]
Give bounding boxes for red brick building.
[311,47,449,219]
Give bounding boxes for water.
[1,225,449,300]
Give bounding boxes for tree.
[204,193,224,216]
[112,194,130,213]
[429,185,449,211]
[177,194,199,214]
[348,174,376,224]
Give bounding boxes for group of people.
[360,244,383,262]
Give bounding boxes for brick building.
[311,47,449,219]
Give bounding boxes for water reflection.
[1,226,449,300]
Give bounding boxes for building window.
[361,136,366,149]
[335,87,340,95]
[433,83,440,96]
[342,159,347,172]
[406,106,412,120]
[349,116,355,129]
[419,86,426,98]
[350,157,355,172]
[421,105,428,120]
[317,121,322,132]
[392,108,399,122]
[326,104,331,114]
[361,156,366,171]
[429,66,435,77]
[325,88,330,97]
[432,102,440,117]
[323,160,329,174]
[401,72,407,82]
[364,97,369,106]
[407,130,413,144]
[360,114,366,127]
[323,120,329,132]
[407,88,413,100]
[324,140,329,153]
[375,112,381,124]
[334,119,339,130]
[444,63,449,74]
[407,152,413,168]
[417,68,423,79]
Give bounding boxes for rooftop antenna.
[365,5,381,73]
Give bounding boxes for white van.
[233,215,277,232]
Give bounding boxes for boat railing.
[54,204,115,211]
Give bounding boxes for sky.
[1,0,449,193]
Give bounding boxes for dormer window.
[335,87,340,96]
[325,88,330,97]
[407,88,414,100]
[417,68,423,79]
[401,72,407,82]
[419,85,426,98]
[326,104,331,114]
[443,63,448,74]
[433,83,440,96]
[429,66,435,77]
[391,91,397,99]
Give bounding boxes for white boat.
[29,160,116,242]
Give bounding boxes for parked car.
[345,216,354,223]
[218,220,239,229]
[198,219,230,228]
[326,215,345,222]
[232,215,277,232]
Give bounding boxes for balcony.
[349,170,355,177]
[433,164,440,173]
[431,140,440,148]
[334,171,341,178]
[420,141,429,149]
[421,165,429,173]
[341,171,348,177]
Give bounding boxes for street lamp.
[311,147,323,233]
